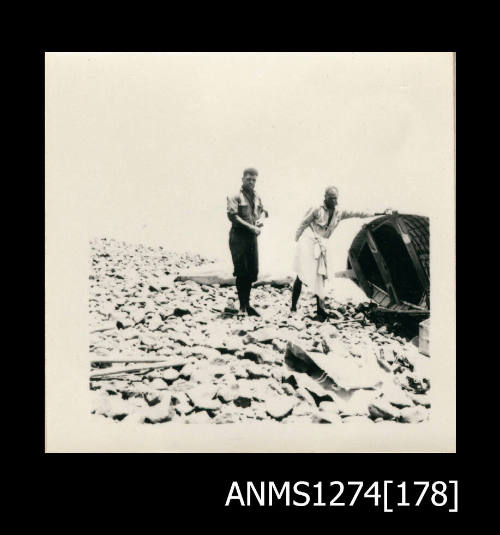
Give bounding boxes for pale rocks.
[265,398,296,421]
[309,353,385,391]
[217,385,240,403]
[139,395,174,423]
[189,346,222,360]
[173,307,192,317]
[132,310,146,324]
[162,368,180,383]
[216,336,243,354]
[172,392,194,415]
[399,406,428,423]
[89,238,431,426]
[238,344,265,364]
[245,362,270,380]
[187,385,220,411]
[91,321,116,333]
[332,389,379,417]
[148,378,169,390]
[245,327,281,344]
[368,400,401,421]
[184,411,213,424]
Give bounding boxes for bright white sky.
[46,52,454,267]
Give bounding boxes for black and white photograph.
[45,52,455,452]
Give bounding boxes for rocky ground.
[90,237,431,425]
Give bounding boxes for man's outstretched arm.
[339,208,395,221]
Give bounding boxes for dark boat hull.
[347,213,430,316]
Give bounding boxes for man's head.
[242,167,258,192]
[324,186,339,209]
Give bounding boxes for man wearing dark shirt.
[226,168,269,316]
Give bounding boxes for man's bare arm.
[339,210,374,221]
[295,208,316,242]
[228,213,261,235]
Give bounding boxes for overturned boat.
[347,213,429,318]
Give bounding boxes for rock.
[212,409,240,424]
[286,317,306,331]
[326,339,352,360]
[162,368,180,383]
[238,344,264,364]
[91,391,113,416]
[139,394,174,423]
[333,389,378,417]
[318,323,340,340]
[189,346,222,360]
[139,333,160,348]
[248,379,274,401]
[382,382,413,409]
[185,411,213,424]
[172,392,194,415]
[173,307,192,317]
[246,327,280,344]
[116,318,134,329]
[148,314,163,331]
[404,346,432,378]
[187,385,220,411]
[341,415,374,424]
[293,373,333,404]
[128,382,154,395]
[318,400,337,413]
[310,352,386,391]
[368,400,401,421]
[231,327,248,336]
[107,397,135,421]
[272,339,287,353]
[122,328,140,341]
[148,378,168,390]
[285,341,322,375]
[216,336,243,354]
[217,385,240,403]
[318,404,343,424]
[132,310,146,324]
[233,394,252,408]
[295,386,317,407]
[265,398,295,421]
[246,362,270,380]
[404,373,430,395]
[90,321,116,333]
[144,391,162,406]
[170,332,191,346]
[91,391,135,421]
[399,406,427,423]
[408,392,431,408]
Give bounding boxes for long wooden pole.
[90,360,183,379]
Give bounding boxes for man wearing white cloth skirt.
[291,186,376,322]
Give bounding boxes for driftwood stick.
[90,360,183,379]
[90,358,171,364]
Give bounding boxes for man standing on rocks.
[292,186,376,322]
[227,168,269,317]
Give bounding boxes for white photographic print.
[45,52,455,452]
